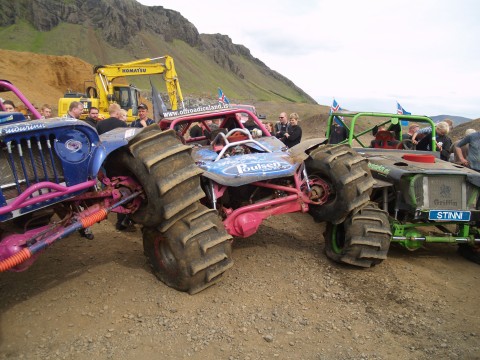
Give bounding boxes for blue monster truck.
[324,110,480,265]
[153,106,392,282]
[0,80,232,294]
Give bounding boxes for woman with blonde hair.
[412,121,450,144]
[412,121,452,160]
[119,109,128,122]
[282,112,302,147]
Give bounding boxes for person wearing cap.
[130,103,155,128]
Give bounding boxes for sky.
[138,0,480,119]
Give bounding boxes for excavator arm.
[94,56,184,111]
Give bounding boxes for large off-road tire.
[324,202,392,267]
[105,127,204,229]
[458,244,480,265]
[306,144,375,224]
[143,204,233,294]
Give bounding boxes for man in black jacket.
[275,112,289,140]
[84,107,101,128]
[96,104,127,135]
[96,103,135,231]
[329,122,348,144]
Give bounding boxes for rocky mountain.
[0,0,316,104]
[0,0,200,47]
[431,115,473,126]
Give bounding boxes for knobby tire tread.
[307,144,375,224]
[324,202,391,268]
[143,204,233,294]
[106,127,205,229]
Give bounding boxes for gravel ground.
[1,49,478,359]
[1,213,479,360]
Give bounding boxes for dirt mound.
[0,49,91,111]
[0,49,327,133]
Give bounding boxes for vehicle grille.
[411,175,471,210]
[0,135,65,202]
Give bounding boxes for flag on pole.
[396,102,411,115]
[218,88,230,104]
[396,102,411,126]
[330,98,344,126]
[151,80,168,121]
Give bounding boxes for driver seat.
[372,130,400,149]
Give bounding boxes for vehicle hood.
[193,149,299,186]
[358,148,480,187]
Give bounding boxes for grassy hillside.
[0,21,312,104]
[0,49,328,132]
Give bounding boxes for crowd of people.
[1,99,53,119]
[363,117,479,171]
[268,113,474,156]
[184,110,303,147]
[3,98,478,164]
[0,99,305,149]
[145,106,480,178]
[404,118,480,168]
[6,99,478,167]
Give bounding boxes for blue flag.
[396,102,411,116]
[330,98,344,126]
[396,102,411,126]
[151,80,168,121]
[218,88,230,104]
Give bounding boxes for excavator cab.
[113,86,140,116]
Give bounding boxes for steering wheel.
[213,128,271,161]
[401,139,415,150]
[211,128,250,147]
[227,131,249,143]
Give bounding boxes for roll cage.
[325,111,437,151]
[159,108,271,145]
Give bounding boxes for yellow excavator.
[58,56,184,122]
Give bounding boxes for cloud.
[139,0,480,118]
[242,31,335,56]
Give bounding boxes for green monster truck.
[324,110,480,265]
